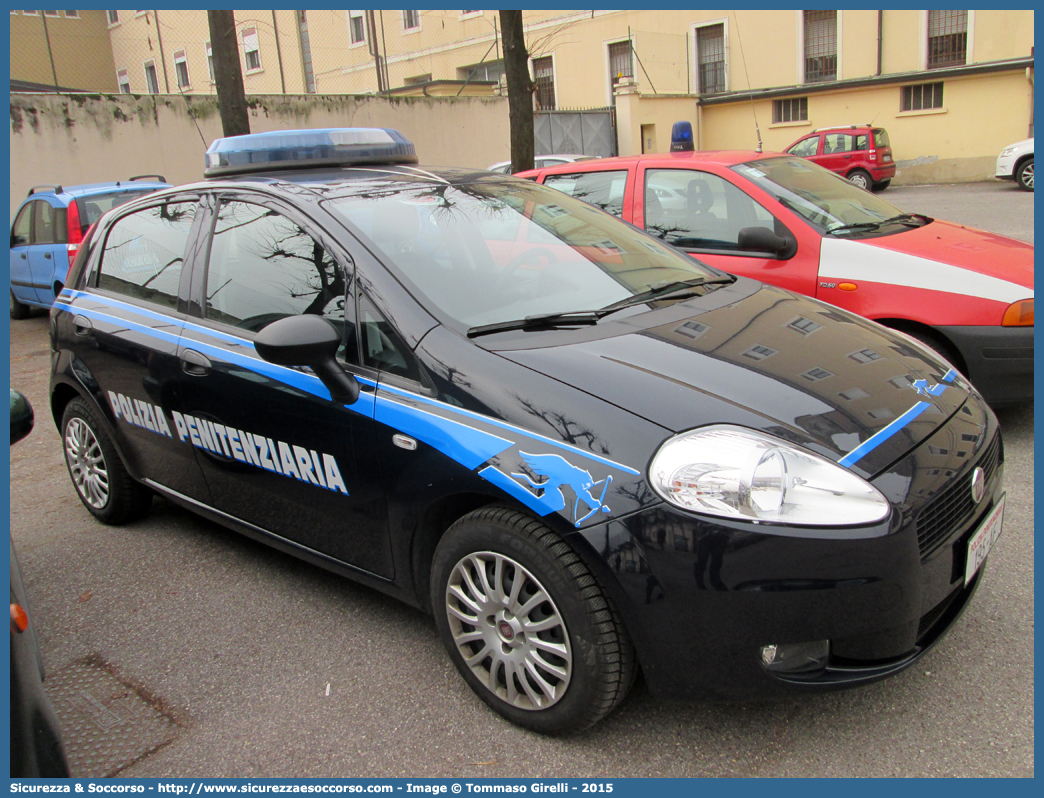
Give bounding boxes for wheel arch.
[1014,152,1034,172]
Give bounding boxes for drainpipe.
[154,11,171,93]
[40,12,59,92]
[876,11,883,76]
[272,10,286,94]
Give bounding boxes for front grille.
[916,431,1001,560]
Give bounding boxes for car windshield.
[732,157,913,234]
[323,177,722,329]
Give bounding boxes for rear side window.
[76,190,159,235]
[32,200,58,245]
[203,200,350,337]
[97,200,197,310]
[543,170,628,217]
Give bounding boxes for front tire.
[10,290,30,320]
[847,169,872,190]
[431,507,635,735]
[1016,157,1034,191]
[61,398,152,524]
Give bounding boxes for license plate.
[965,495,1004,586]
[883,154,892,162]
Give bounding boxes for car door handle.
[181,349,212,376]
[43,252,51,259]
[73,315,93,336]
[19,253,26,259]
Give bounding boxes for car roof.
[516,150,791,175]
[25,180,172,201]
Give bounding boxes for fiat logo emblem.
[498,621,515,641]
[970,467,986,504]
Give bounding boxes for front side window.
[11,204,33,247]
[787,136,819,157]
[644,169,776,251]
[203,201,348,337]
[543,170,627,217]
[97,201,197,310]
[804,10,837,83]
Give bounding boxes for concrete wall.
[9,92,510,218]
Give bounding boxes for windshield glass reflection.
[323,179,719,328]
[732,157,912,234]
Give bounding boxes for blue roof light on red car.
[670,121,695,152]
[204,128,419,177]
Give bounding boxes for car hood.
[859,219,1033,290]
[495,282,973,480]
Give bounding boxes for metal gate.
[535,108,616,157]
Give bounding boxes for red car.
[516,151,1033,406]
[785,125,895,191]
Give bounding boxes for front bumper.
[576,395,1002,700]
[940,325,1033,407]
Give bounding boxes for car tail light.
[66,199,85,262]
[1002,299,1034,326]
[869,149,877,161]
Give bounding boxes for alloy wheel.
[444,551,572,711]
[64,418,110,509]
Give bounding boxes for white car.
[995,137,1033,191]
[487,154,596,174]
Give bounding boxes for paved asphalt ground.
[7,181,1033,778]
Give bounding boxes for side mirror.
[10,390,34,445]
[254,316,360,405]
[11,234,28,248]
[737,226,794,259]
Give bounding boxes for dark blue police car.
[49,129,1005,734]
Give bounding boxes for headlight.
[649,426,890,526]
[1000,147,1016,157]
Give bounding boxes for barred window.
[107,9,118,25]
[533,56,556,111]
[403,10,420,30]
[902,82,944,111]
[804,10,837,83]
[773,97,807,124]
[608,40,633,98]
[928,10,968,68]
[696,23,726,94]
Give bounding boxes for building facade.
[9,10,1035,182]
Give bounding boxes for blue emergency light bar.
[670,121,695,152]
[204,128,419,177]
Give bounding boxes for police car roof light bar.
[670,121,695,152]
[204,128,419,178]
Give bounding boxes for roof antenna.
[731,11,762,152]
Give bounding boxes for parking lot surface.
[8,182,1033,778]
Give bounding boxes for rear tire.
[871,179,891,192]
[431,506,635,735]
[847,169,872,191]
[10,290,30,320]
[1016,157,1034,191]
[61,398,152,525]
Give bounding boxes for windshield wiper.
[466,276,737,338]
[825,213,930,236]
[598,276,736,313]
[467,310,603,338]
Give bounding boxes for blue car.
[10,176,170,318]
